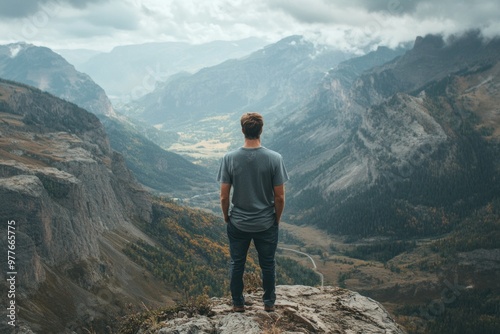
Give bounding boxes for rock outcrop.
[144,285,405,334]
[0,79,175,333]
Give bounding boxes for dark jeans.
[227,221,279,307]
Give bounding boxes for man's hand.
[220,183,232,223]
[274,184,285,224]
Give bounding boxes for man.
[217,112,289,313]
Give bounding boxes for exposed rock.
[0,79,174,332]
[273,31,500,237]
[147,285,405,334]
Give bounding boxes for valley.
[1,29,500,333]
[277,215,500,333]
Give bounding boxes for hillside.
[99,116,216,197]
[265,31,500,333]
[0,42,214,196]
[0,78,163,332]
[0,43,114,116]
[272,31,500,238]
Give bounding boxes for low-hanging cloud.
[263,0,500,52]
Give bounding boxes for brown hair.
[240,112,264,139]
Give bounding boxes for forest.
[124,197,320,299]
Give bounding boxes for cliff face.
[123,285,405,334]
[273,32,500,237]
[0,79,174,332]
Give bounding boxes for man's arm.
[220,183,232,223]
[274,184,285,224]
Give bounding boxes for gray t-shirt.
[217,146,289,232]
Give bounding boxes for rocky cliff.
[273,31,500,237]
[120,285,405,334]
[0,79,176,333]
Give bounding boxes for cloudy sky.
[1,0,499,52]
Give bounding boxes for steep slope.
[0,43,114,116]
[0,42,214,196]
[0,78,167,332]
[100,116,216,197]
[273,31,500,237]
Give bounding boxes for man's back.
[217,146,288,232]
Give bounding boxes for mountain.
[79,37,267,102]
[55,48,102,68]
[129,35,355,125]
[272,30,500,238]
[0,42,214,197]
[0,43,114,116]
[100,116,216,197]
[122,36,376,161]
[0,78,166,332]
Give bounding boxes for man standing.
[217,112,289,312]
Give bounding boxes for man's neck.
[243,138,261,148]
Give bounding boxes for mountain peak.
[1,41,32,58]
[0,42,115,116]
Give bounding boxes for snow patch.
[9,45,22,58]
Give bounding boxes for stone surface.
[149,285,406,334]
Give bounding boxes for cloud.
[260,0,500,52]
[84,1,139,30]
[0,0,498,52]
[0,0,109,19]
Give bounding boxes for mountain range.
[119,30,500,240]
[121,36,407,161]
[127,35,357,125]
[0,42,215,197]
[0,78,329,332]
[63,37,266,103]
[272,30,500,238]
[116,31,500,332]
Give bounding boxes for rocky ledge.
[145,285,405,334]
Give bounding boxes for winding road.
[279,247,324,289]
